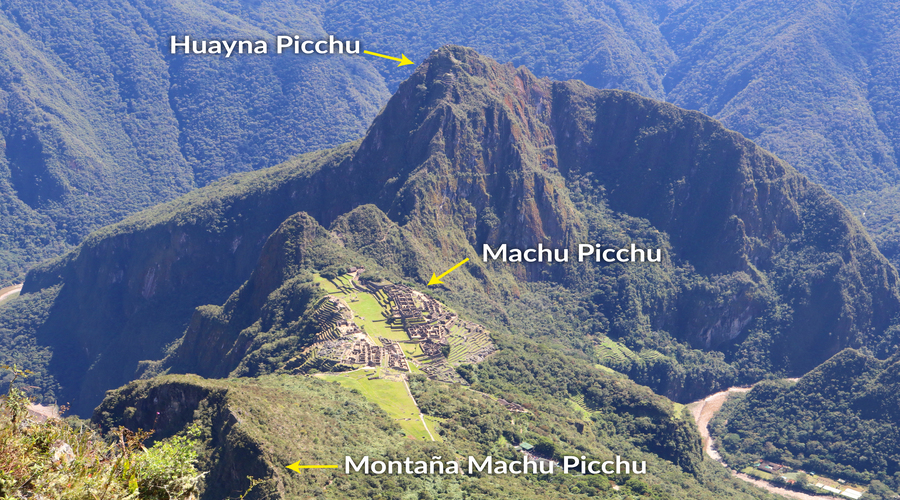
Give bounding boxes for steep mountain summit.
[7,46,900,415]
[323,1,900,266]
[358,46,578,264]
[362,46,900,364]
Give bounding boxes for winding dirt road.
[690,386,832,500]
[0,284,23,304]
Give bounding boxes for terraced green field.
[595,337,642,368]
[317,369,434,441]
[640,349,664,362]
[446,322,492,364]
[314,274,404,343]
[314,275,341,294]
[568,395,592,419]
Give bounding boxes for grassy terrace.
[402,342,424,358]
[568,399,592,419]
[316,369,436,441]
[313,274,406,345]
[446,321,491,364]
[595,336,663,376]
[309,273,500,438]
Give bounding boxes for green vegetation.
[0,0,391,287]
[346,293,398,340]
[8,46,900,418]
[324,0,900,267]
[4,0,900,290]
[3,3,900,497]
[0,291,18,308]
[711,349,900,498]
[742,467,774,481]
[94,370,782,500]
[317,370,433,441]
[313,274,402,342]
[456,339,704,474]
[0,286,61,405]
[402,342,424,358]
[594,337,641,370]
[0,366,203,499]
[444,319,494,365]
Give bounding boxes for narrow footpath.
[403,378,436,442]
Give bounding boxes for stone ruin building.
[343,339,383,367]
[379,337,409,371]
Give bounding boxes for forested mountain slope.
[5,47,898,416]
[91,371,780,500]
[712,349,900,495]
[0,0,391,285]
[4,0,899,287]
[324,0,900,264]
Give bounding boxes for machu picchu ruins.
[288,271,496,385]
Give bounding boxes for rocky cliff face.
[13,46,900,413]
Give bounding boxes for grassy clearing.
[316,371,432,441]
[350,294,398,340]
[397,419,432,442]
[401,343,424,358]
[742,466,774,480]
[313,274,340,294]
[314,274,403,342]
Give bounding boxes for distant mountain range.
[0,0,391,285]
[2,0,899,288]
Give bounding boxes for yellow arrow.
[286,460,339,473]
[428,258,470,286]
[363,50,414,67]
